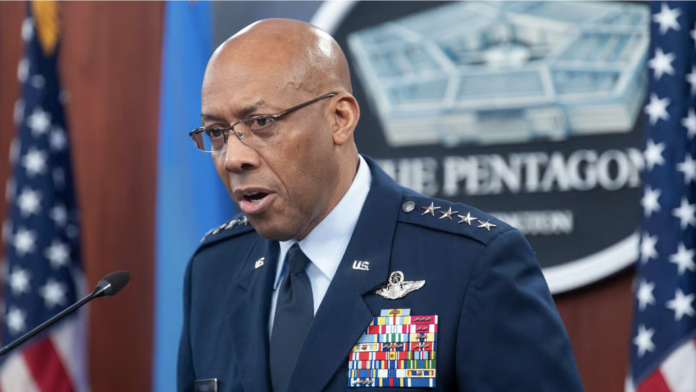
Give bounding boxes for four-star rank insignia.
[201,215,249,242]
[348,309,438,388]
[410,200,497,233]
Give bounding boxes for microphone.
[0,270,131,357]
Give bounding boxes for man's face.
[201,56,341,241]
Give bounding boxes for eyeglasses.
[189,93,337,153]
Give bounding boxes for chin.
[249,219,297,242]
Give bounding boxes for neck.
[296,152,360,241]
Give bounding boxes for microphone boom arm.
[0,292,93,357]
[0,270,130,357]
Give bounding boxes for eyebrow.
[200,99,273,124]
[239,99,268,117]
[200,113,226,123]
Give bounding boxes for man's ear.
[331,94,360,145]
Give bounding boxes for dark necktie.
[270,243,314,392]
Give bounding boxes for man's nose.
[222,131,260,173]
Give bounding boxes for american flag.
[629,2,696,391]
[0,3,88,392]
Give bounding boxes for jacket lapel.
[288,157,404,391]
[225,237,278,392]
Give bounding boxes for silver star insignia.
[200,228,215,243]
[224,219,238,230]
[457,212,477,225]
[439,207,458,220]
[421,202,441,216]
[478,220,497,231]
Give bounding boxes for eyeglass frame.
[189,93,338,153]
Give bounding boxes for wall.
[557,269,635,391]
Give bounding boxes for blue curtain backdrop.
[154,2,234,391]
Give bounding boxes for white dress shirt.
[269,155,372,334]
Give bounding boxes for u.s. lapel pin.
[352,260,369,271]
[376,271,425,299]
[254,257,265,269]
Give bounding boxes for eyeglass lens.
[194,117,278,152]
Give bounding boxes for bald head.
[200,19,362,241]
[206,19,352,98]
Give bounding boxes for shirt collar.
[274,155,372,289]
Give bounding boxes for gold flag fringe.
[31,1,60,56]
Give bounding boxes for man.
[178,19,584,392]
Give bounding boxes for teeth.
[243,192,267,204]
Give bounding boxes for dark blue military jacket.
[177,156,584,392]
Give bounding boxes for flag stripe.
[0,354,41,392]
[660,339,696,392]
[50,316,89,392]
[638,371,671,392]
[23,338,75,392]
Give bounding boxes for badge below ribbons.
[349,309,437,388]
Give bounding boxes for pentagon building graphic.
[348,1,649,147]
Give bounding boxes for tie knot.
[286,243,310,274]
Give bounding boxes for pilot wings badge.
[375,271,425,300]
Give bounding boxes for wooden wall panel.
[60,2,163,391]
[556,268,636,392]
[0,3,24,244]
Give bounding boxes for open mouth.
[243,192,269,204]
[235,188,274,214]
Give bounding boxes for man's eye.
[248,117,274,130]
[206,128,225,138]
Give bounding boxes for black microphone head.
[93,271,131,298]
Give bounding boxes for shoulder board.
[199,213,255,246]
[397,190,512,245]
